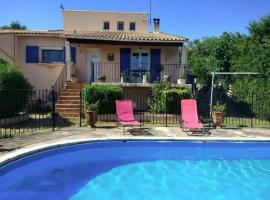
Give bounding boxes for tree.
[188,14,270,94]
[0,20,27,30]
[188,33,237,86]
[188,14,270,118]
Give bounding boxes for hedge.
[0,64,32,118]
[161,88,192,114]
[83,84,124,114]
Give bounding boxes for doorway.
[87,48,101,82]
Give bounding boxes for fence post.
[80,90,82,127]
[52,89,56,131]
[251,92,254,128]
[165,94,168,127]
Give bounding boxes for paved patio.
[1,126,270,165]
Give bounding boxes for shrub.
[149,80,192,114]
[83,84,124,114]
[161,88,192,114]
[0,64,32,118]
[149,81,170,113]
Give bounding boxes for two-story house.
[0,10,188,90]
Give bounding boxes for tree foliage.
[188,14,270,95]
[0,20,27,30]
[0,64,32,118]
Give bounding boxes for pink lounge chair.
[181,99,205,135]
[116,100,141,134]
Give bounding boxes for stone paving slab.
[1,126,270,165]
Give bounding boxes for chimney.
[153,18,160,33]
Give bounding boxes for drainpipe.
[65,41,71,81]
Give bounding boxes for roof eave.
[66,37,184,46]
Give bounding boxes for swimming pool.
[0,141,270,200]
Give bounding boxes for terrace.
[86,62,189,84]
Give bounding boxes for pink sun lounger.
[181,99,205,134]
[116,100,141,134]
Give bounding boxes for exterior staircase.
[56,82,82,119]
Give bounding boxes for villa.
[0,10,188,90]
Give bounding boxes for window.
[131,51,150,70]
[129,22,136,31]
[103,21,110,30]
[117,21,124,31]
[41,48,64,63]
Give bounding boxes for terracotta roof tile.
[0,29,188,43]
[63,31,187,42]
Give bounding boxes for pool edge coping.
[1,136,270,166]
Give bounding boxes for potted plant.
[98,74,106,83]
[120,73,125,83]
[177,72,186,85]
[142,72,150,84]
[86,102,99,128]
[71,75,79,83]
[70,67,79,82]
[163,74,172,83]
[212,102,225,128]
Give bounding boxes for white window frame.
[39,47,65,64]
[130,49,150,70]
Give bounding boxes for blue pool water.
[0,141,270,200]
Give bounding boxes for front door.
[87,48,101,82]
[130,50,150,83]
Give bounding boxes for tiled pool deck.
[1,127,270,165]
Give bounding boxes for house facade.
[0,10,188,90]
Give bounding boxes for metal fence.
[0,89,69,138]
[1,88,270,138]
[81,89,270,128]
[197,91,270,127]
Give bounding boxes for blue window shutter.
[26,46,39,63]
[120,48,131,76]
[71,47,76,64]
[150,49,161,82]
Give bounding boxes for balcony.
[88,62,189,84]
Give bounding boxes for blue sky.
[1,0,270,40]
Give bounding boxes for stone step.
[65,85,82,90]
[59,96,80,100]
[66,82,82,85]
[56,100,81,104]
[58,113,80,118]
[65,84,82,89]
[56,104,81,108]
[62,89,81,93]
[60,92,80,96]
[55,81,83,119]
[56,107,80,111]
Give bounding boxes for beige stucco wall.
[63,10,149,32]
[1,33,184,88]
[17,36,66,90]
[0,34,16,64]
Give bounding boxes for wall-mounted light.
[107,53,114,61]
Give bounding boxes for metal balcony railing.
[89,62,190,84]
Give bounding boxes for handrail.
[52,64,67,99]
